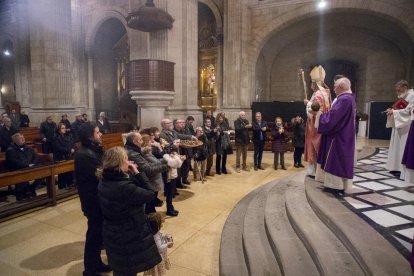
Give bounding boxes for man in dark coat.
[252,112,267,170]
[20,111,30,128]
[0,117,18,152]
[292,115,305,168]
[204,110,216,128]
[40,115,57,154]
[160,118,196,187]
[5,133,38,200]
[234,111,252,172]
[74,122,111,276]
[71,114,85,142]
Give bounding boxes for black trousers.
[180,158,190,181]
[57,172,73,189]
[253,141,265,167]
[294,147,304,164]
[216,151,228,173]
[206,154,214,175]
[84,214,104,273]
[145,191,157,214]
[166,179,177,211]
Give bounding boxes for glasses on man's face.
[61,127,66,130]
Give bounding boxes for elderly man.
[40,115,57,153]
[6,133,38,200]
[0,117,18,152]
[71,114,85,142]
[315,77,356,193]
[234,111,252,172]
[160,118,196,186]
[160,118,195,143]
[252,112,267,170]
[385,80,414,179]
[10,109,20,130]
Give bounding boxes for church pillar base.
[130,90,175,129]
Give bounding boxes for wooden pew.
[20,127,43,152]
[101,132,124,149]
[0,160,74,220]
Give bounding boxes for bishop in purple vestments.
[315,77,356,192]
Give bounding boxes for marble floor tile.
[356,193,401,206]
[357,165,384,172]
[355,181,394,191]
[353,175,366,182]
[344,197,373,209]
[356,172,388,180]
[381,178,414,188]
[358,159,380,165]
[362,210,411,227]
[395,228,414,240]
[346,186,369,194]
[374,163,390,169]
[393,236,413,251]
[388,205,414,219]
[384,190,414,201]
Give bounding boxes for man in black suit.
[0,117,18,152]
[252,112,267,170]
[5,133,38,200]
[74,122,111,276]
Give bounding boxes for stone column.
[71,0,88,112]
[87,56,95,114]
[12,0,32,110]
[221,0,251,122]
[28,0,74,123]
[166,0,202,124]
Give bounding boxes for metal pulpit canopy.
[126,0,174,32]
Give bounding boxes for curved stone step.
[264,177,319,276]
[219,186,263,276]
[285,176,365,276]
[242,181,281,276]
[305,177,412,276]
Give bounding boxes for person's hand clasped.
[385,108,393,116]
[127,161,139,175]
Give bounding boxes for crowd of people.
[0,111,106,200]
[2,68,414,275]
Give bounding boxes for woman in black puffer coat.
[97,146,161,276]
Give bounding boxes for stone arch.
[85,7,130,55]
[198,0,223,32]
[249,2,414,102]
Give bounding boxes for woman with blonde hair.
[97,146,161,276]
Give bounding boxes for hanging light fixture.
[126,0,174,32]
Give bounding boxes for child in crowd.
[292,115,305,168]
[143,212,173,276]
[193,127,209,182]
[272,117,287,170]
[163,145,185,216]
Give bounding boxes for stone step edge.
[305,177,412,276]
[219,185,265,276]
[285,176,365,276]
[263,175,319,276]
[242,181,282,276]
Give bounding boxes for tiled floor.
[343,147,414,259]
